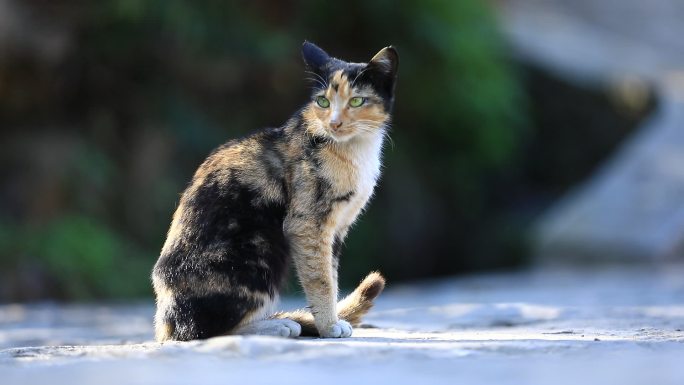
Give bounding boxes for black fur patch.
[333,191,354,202]
[157,170,289,295]
[302,41,331,73]
[164,292,262,341]
[314,177,332,202]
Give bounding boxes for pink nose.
[330,120,343,130]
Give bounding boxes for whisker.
[354,119,383,125]
[383,131,395,150]
[351,67,370,86]
[355,121,395,150]
[305,70,329,89]
[304,77,326,90]
[306,70,326,83]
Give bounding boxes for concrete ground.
[1,266,683,385]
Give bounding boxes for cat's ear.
[362,46,399,98]
[367,46,399,81]
[302,41,331,73]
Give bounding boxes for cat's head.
[301,41,398,143]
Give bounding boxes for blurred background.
[0,0,671,302]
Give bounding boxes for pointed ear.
[368,46,399,80]
[302,41,331,72]
[360,46,399,100]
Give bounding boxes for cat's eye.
[349,97,365,108]
[316,96,330,108]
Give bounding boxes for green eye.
[316,96,330,108]
[349,97,365,108]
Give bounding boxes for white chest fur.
[348,132,384,199]
[322,131,385,233]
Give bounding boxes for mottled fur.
[152,42,398,341]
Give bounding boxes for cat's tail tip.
[354,271,386,304]
[337,271,386,327]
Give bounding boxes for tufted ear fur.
[302,41,331,73]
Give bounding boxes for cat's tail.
[272,271,386,336]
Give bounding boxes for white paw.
[237,319,301,338]
[319,320,353,338]
[273,319,302,338]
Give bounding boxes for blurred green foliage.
[0,0,529,300]
[0,216,149,300]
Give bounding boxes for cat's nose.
[329,120,343,131]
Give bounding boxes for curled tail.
[272,271,386,336]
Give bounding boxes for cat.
[152,41,398,341]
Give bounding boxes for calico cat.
[152,42,398,341]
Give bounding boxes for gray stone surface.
[498,0,684,261]
[2,267,683,384]
[535,90,684,261]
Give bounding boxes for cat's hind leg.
[233,319,302,337]
[231,295,301,337]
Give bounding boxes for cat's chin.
[327,131,356,143]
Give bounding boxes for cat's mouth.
[328,125,380,142]
[327,128,357,142]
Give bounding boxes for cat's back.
[181,127,290,206]
[194,126,289,185]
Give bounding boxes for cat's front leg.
[284,214,350,338]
